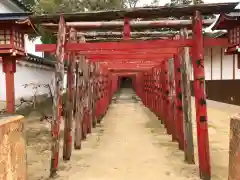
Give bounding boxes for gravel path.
[27,88,238,180]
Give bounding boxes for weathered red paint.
[50,15,66,177]
[192,11,211,180]
[36,38,229,52]
[123,17,131,40]
[173,54,184,150]
[163,60,171,135]
[87,54,173,60]
[77,48,178,55]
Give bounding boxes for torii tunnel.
[4,2,238,180]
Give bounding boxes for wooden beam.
[41,19,215,31]
[75,48,178,55]
[86,54,173,60]
[26,3,237,23]
[36,39,193,52]
[35,38,229,52]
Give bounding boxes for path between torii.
[27,88,236,180]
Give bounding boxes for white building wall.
[204,47,211,80]
[190,46,240,81]
[222,51,234,80]
[0,63,54,101]
[211,47,221,80]
[0,1,49,102]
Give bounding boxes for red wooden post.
[63,28,76,161]
[2,57,16,113]
[159,64,164,124]
[192,11,211,180]
[168,58,176,141]
[153,68,157,113]
[150,70,152,110]
[74,36,86,149]
[123,17,131,40]
[153,67,157,114]
[145,73,148,107]
[173,54,184,150]
[74,60,82,149]
[156,67,161,120]
[163,60,171,134]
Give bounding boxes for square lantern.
[0,23,25,56]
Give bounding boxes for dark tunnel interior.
[120,76,132,88]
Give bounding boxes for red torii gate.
[36,16,211,180]
[20,2,238,180]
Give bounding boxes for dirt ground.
[25,88,240,180]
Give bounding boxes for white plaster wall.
[204,47,211,80]
[211,47,221,80]
[0,63,54,101]
[191,47,238,81]
[0,1,24,13]
[234,54,240,79]
[222,52,234,80]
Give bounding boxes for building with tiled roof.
[0,1,55,102]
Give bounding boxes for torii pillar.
[2,56,16,113]
[192,11,211,180]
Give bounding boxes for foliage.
[165,0,203,6]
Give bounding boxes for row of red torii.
[0,2,239,180]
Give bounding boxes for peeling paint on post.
[163,60,170,134]
[63,28,76,161]
[74,35,86,149]
[173,54,184,150]
[50,15,66,177]
[168,58,177,141]
[74,60,82,149]
[192,11,211,180]
[180,28,195,164]
[159,64,165,124]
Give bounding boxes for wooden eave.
[212,13,240,30]
[20,2,238,23]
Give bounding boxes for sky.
[26,0,240,57]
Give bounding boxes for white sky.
[26,0,240,57]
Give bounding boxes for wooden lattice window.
[13,31,24,49]
[0,29,11,45]
[229,26,240,45]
